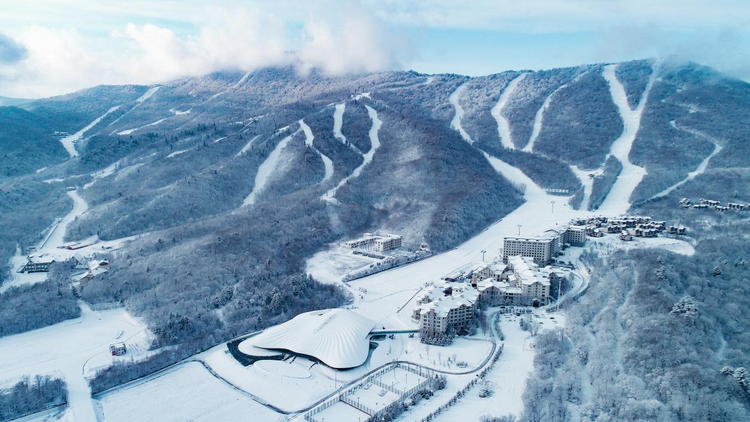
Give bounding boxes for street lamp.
[551,201,555,213]
[517,224,522,236]
[481,250,486,262]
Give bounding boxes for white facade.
[344,233,402,252]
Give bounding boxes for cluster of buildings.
[572,215,685,242]
[412,256,567,339]
[344,233,403,253]
[18,252,110,284]
[502,225,586,266]
[680,198,749,212]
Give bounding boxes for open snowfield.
[96,362,279,422]
[589,234,695,256]
[0,303,151,422]
[305,246,380,284]
[201,347,337,412]
[311,401,369,422]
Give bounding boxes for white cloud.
[0,2,409,98]
[296,2,410,76]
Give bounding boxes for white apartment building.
[503,225,586,265]
[413,283,478,336]
[344,233,403,252]
[507,256,566,306]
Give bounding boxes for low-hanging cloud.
[0,33,27,64]
[0,2,411,98]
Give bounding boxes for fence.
[305,362,434,422]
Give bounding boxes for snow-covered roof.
[243,309,376,369]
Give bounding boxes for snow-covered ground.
[432,313,562,421]
[96,361,279,422]
[324,105,381,202]
[243,131,297,206]
[491,73,527,150]
[589,234,695,256]
[0,303,151,422]
[597,64,655,214]
[300,119,334,183]
[59,106,121,158]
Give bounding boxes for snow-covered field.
[97,362,279,422]
[305,246,380,284]
[589,234,695,256]
[0,303,151,422]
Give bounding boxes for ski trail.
[333,103,347,144]
[570,165,603,210]
[596,64,655,215]
[59,105,121,157]
[651,122,723,199]
[524,71,587,152]
[208,71,252,101]
[448,76,544,198]
[242,131,297,207]
[107,86,160,128]
[136,86,161,103]
[117,117,169,136]
[235,135,261,157]
[300,119,334,183]
[492,73,527,150]
[333,102,362,154]
[324,105,381,203]
[449,82,473,144]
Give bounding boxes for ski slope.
[491,73,527,150]
[524,70,589,152]
[117,117,169,136]
[300,119,334,183]
[449,82,473,144]
[59,105,121,157]
[651,122,723,199]
[324,105,381,201]
[596,64,655,214]
[570,165,602,211]
[333,103,347,144]
[235,135,260,157]
[243,131,296,206]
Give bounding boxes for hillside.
[1,58,748,355]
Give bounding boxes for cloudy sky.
[1,0,748,98]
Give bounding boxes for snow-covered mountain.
[1,58,748,356]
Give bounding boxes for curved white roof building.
[239,309,376,369]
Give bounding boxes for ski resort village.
[1,39,748,422]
